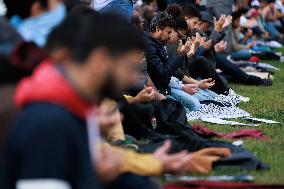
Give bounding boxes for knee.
[195,57,211,67]
[170,89,201,111]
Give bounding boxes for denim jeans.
[230,50,252,60]
[265,22,280,38]
[216,54,250,83]
[251,45,271,52]
[170,88,217,112]
[99,0,133,21]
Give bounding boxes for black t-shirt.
[2,103,101,189]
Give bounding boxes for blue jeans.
[170,88,217,112]
[265,22,280,38]
[251,45,271,52]
[194,89,218,101]
[230,50,252,60]
[99,0,133,22]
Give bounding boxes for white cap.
[251,0,260,7]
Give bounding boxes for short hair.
[182,4,201,19]
[232,11,242,21]
[238,8,249,15]
[149,12,176,32]
[45,12,146,62]
[166,3,183,20]
[175,16,188,31]
[266,0,276,3]
[69,3,94,16]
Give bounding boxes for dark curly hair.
[166,4,183,20]
[149,12,176,32]
[182,4,201,19]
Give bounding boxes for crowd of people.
[0,0,283,188]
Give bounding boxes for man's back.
[2,102,101,189]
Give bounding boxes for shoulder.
[10,103,85,145]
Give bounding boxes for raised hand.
[192,32,202,46]
[177,39,192,56]
[214,15,226,32]
[182,84,199,95]
[198,78,215,89]
[201,39,212,50]
[214,40,227,53]
[135,87,156,103]
[186,33,202,58]
[222,15,233,29]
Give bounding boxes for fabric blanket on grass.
[187,89,250,121]
[186,89,279,126]
[192,125,267,140]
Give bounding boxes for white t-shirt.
[240,16,248,27]
[275,0,284,13]
[0,0,7,16]
[92,0,113,11]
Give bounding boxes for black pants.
[187,56,229,94]
[216,54,249,83]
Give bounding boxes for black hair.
[5,0,48,19]
[259,0,275,4]
[166,3,183,20]
[149,12,175,32]
[175,16,188,31]
[238,8,249,15]
[182,4,201,19]
[266,0,276,3]
[143,5,155,24]
[45,12,146,62]
[232,11,242,21]
[131,11,145,31]
[69,3,94,16]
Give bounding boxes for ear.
[156,26,161,33]
[86,48,112,75]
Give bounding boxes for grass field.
[189,56,284,184]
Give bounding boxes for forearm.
[124,95,139,104]
[182,75,199,85]
[210,30,225,46]
[111,146,163,176]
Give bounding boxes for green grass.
[188,55,284,184]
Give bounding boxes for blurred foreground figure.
[4,0,68,47]
[2,12,154,189]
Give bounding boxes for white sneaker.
[280,56,284,63]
